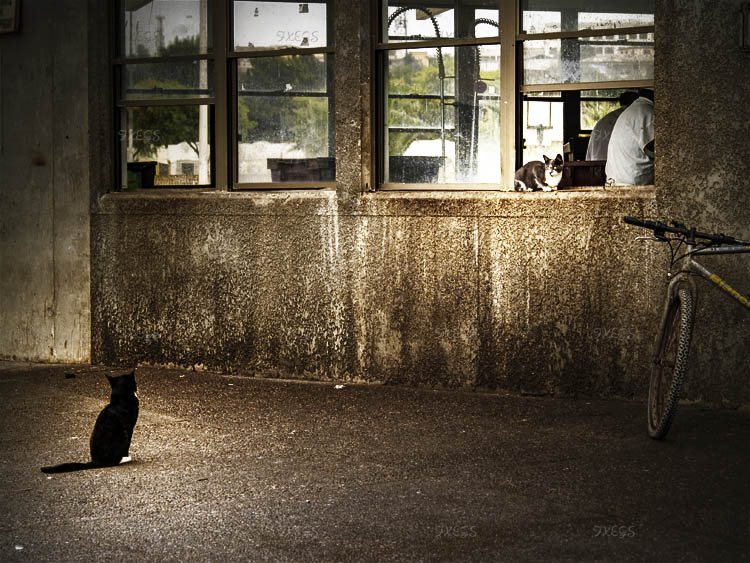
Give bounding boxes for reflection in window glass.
[383,3,499,42]
[120,105,212,188]
[384,46,500,184]
[122,60,214,100]
[118,0,213,57]
[523,34,654,84]
[520,1,653,34]
[233,1,329,51]
[236,54,334,183]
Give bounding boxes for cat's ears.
[544,154,563,164]
[106,370,136,386]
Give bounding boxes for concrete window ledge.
[95,185,655,218]
[355,185,656,218]
[364,185,656,200]
[96,188,339,217]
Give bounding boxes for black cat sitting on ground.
[41,371,139,473]
[514,154,563,192]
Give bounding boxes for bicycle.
[623,216,750,439]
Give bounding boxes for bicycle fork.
[665,247,699,309]
[654,250,699,360]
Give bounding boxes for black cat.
[514,154,564,192]
[41,371,139,473]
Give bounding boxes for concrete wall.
[4,1,747,404]
[0,1,91,362]
[92,190,660,399]
[90,0,750,404]
[656,0,750,406]
[88,0,664,400]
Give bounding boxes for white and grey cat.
[41,371,139,473]
[514,154,564,192]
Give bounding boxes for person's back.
[586,107,626,161]
[605,96,654,185]
[586,91,638,161]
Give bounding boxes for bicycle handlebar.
[623,216,744,245]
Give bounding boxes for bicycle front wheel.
[647,288,695,439]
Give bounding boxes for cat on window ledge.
[514,154,563,192]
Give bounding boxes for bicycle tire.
[647,288,695,439]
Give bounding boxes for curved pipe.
[386,6,444,78]
[470,18,499,79]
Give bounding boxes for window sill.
[353,185,656,218]
[367,184,655,199]
[95,185,655,217]
[110,187,335,198]
[97,187,338,216]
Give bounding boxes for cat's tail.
[41,461,98,473]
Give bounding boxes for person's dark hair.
[619,91,640,106]
[636,88,654,102]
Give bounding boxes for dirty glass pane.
[233,1,331,51]
[523,34,654,84]
[121,60,214,100]
[120,105,212,188]
[382,2,499,42]
[520,0,654,35]
[383,45,501,184]
[236,54,334,183]
[117,0,213,58]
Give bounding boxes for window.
[376,2,501,187]
[376,0,655,190]
[115,0,214,189]
[113,0,335,190]
[232,1,335,186]
[519,1,654,185]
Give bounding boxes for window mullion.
[214,0,229,191]
[500,0,518,188]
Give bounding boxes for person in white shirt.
[605,90,655,186]
[586,91,639,161]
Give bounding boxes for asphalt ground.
[1,362,748,562]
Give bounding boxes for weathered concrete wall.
[83,0,748,404]
[92,190,659,399]
[0,2,91,362]
[656,0,750,405]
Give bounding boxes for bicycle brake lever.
[635,235,663,242]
